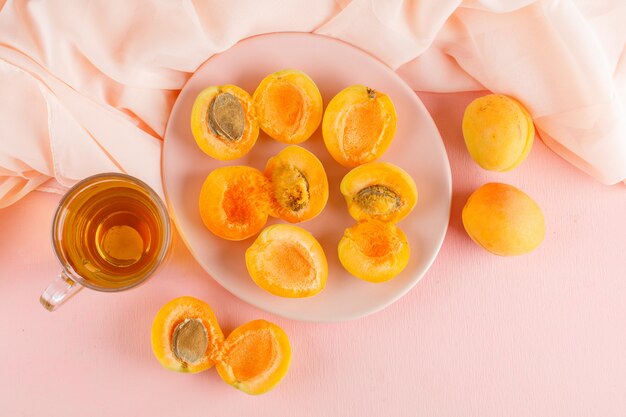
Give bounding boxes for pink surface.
[1,92,625,416]
[163,33,451,321]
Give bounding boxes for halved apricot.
[151,297,291,395]
[245,224,328,297]
[264,145,329,223]
[253,70,323,144]
[151,296,224,373]
[338,220,410,283]
[191,85,259,160]
[216,319,291,395]
[340,162,417,223]
[199,166,270,241]
[322,85,397,167]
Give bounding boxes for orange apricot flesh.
[199,166,270,241]
[338,220,410,283]
[462,183,545,256]
[323,85,397,167]
[340,162,417,223]
[253,70,323,144]
[151,296,224,373]
[245,224,328,297]
[216,320,291,395]
[191,85,259,160]
[264,145,329,223]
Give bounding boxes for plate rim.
[161,31,452,322]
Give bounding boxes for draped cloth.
[1,0,625,208]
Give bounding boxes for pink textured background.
[1,92,625,417]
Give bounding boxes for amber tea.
[52,174,170,291]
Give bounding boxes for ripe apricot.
[264,145,329,223]
[322,85,397,167]
[340,162,417,223]
[199,166,270,241]
[246,224,328,298]
[191,85,259,160]
[462,94,534,171]
[462,183,545,256]
[151,296,224,373]
[151,297,291,395]
[216,319,291,395]
[253,70,323,144]
[338,220,410,283]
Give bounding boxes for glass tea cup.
[40,173,171,311]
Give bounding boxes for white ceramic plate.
[162,33,451,322]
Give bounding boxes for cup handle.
[40,271,83,311]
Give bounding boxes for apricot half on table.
[199,166,270,241]
[191,85,259,160]
[340,162,417,223]
[253,70,323,144]
[151,297,291,395]
[462,183,545,256]
[246,224,328,298]
[462,94,534,171]
[338,220,410,283]
[265,145,329,223]
[323,85,397,167]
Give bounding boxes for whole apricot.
[462,94,534,171]
[462,183,545,256]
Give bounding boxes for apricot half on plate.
[199,166,270,241]
[246,224,328,298]
[264,145,329,223]
[151,296,224,373]
[253,69,323,144]
[191,85,259,160]
[338,220,410,283]
[340,162,417,223]
[216,319,291,395]
[323,85,397,167]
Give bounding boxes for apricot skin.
[462,94,534,172]
[462,183,545,256]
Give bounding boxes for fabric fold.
[0,0,624,209]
